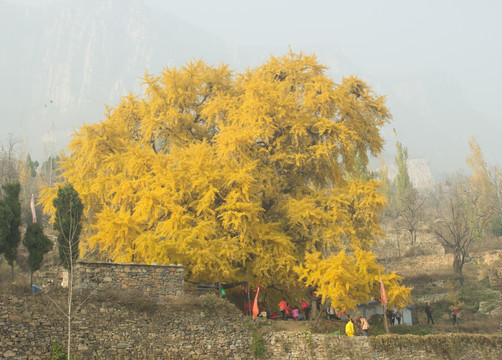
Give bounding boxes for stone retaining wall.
[74,262,184,302]
[1,294,502,359]
[263,331,502,360]
[0,294,250,359]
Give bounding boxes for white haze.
[2,0,502,179]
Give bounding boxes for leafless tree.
[431,174,490,282]
[0,135,21,187]
[398,188,426,246]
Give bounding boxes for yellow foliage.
[466,136,494,218]
[40,51,411,308]
[296,247,411,310]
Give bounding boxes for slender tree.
[399,187,425,246]
[23,222,53,288]
[52,182,83,360]
[53,183,83,270]
[378,159,394,215]
[466,136,500,235]
[487,168,502,236]
[0,201,13,259]
[0,182,21,279]
[394,141,423,245]
[394,141,412,209]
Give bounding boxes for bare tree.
[486,167,502,235]
[398,188,425,245]
[0,135,21,186]
[432,174,490,282]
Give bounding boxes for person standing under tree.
[425,302,434,325]
[396,309,402,325]
[359,317,370,336]
[301,300,310,321]
[345,316,354,336]
[279,298,287,320]
[451,306,460,325]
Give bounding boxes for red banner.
[252,287,260,319]
[380,280,387,305]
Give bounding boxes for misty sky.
[17,0,501,112]
[5,0,502,174]
[144,0,502,121]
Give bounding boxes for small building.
[354,301,415,325]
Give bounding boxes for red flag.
[30,194,37,223]
[380,279,387,305]
[252,287,260,319]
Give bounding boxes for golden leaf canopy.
[42,51,411,309]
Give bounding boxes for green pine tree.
[23,222,53,288]
[0,182,21,280]
[52,183,83,270]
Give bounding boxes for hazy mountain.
[376,71,499,177]
[0,0,494,180]
[1,0,239,159]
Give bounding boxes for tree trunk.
[383,305,389,334]
[311,299,318,321]
[245,268,251,316]
[453,253,464,285]
[67,266,73,360]
[453,253,463,277]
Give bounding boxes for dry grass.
[432,318,501,334]
[471,236,502,252]
[0,263,32,296]
[91,287,242,318]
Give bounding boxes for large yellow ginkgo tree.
[42,51,411,309]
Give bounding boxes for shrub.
[390,325,431,336]
[202,293,220,316]
[50,341,66,360]
[49,341,77,360]
[251,333,266,358]
[131,298,158,314]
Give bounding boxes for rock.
[3,350,16,357]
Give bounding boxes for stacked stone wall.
[1,295,502,359]
[0,294,249,359]
[263,331,502,360]
[74,262,184,302]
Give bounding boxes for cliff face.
[1,0,237,158]
[386,158,435,189]
[0,0,360,164]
